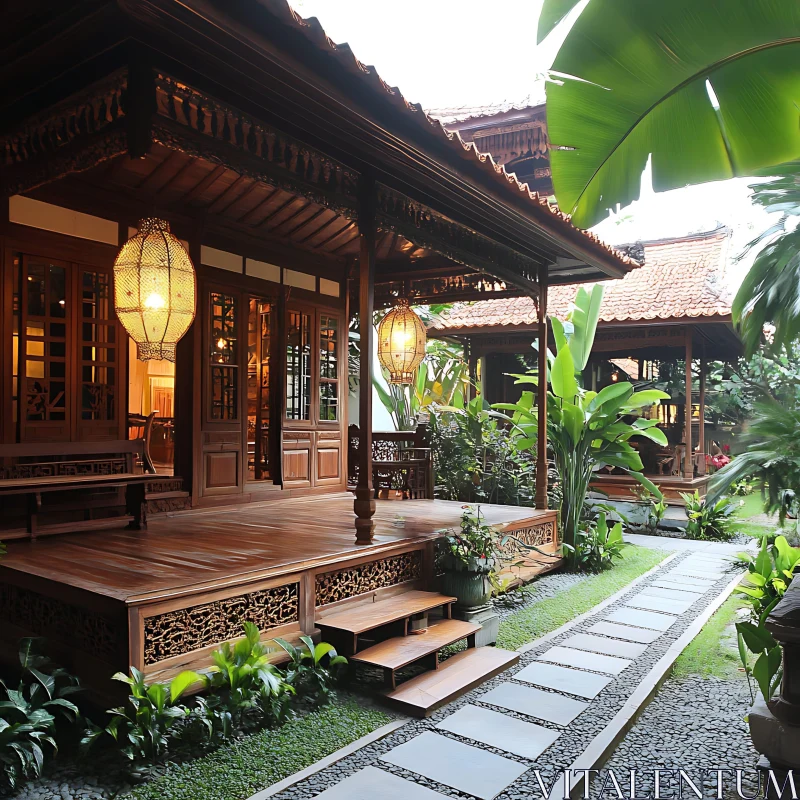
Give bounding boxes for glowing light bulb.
[144,292,166,310]
[216,338,226,350]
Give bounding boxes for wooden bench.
[0,440,156,537]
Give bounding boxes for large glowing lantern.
[114,218,196,362]
[377,298,426,384]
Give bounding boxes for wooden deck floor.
[0,494,548,604]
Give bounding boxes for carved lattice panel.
[0,583,118,660]
[143,582,299,666]
[500,521,557,556]
[315,551,423,607]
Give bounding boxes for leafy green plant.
[709,400,800,525]
[203,622,289,731]
[736,535,800,619]
[82,667,198,767]
[737,620,783,704]
[564,511,625,572]
[274,636,346,709]
[496,285,669,568]
[681,490,735,541]
[730,477,756,497]
[441,505,504,574]
[0,639,81,789]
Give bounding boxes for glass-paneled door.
[247,298,273,481]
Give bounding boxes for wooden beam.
[684,326,693,479]
[137,150,184,193]
[354,174,376,544]
[535,262,548,510]
[180,164,227,205]
[699,354,706,459]
[206,174,250,214]
[237,186,280,224]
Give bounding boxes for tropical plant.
[496,285,669,566]
[375,339,469,431]
[708,400,800,524]
[203,622,289,730]
[537,0,800,228]
[736,535,800,621]
[441,505,504,575]
[564,510,625,572]
[0,639,81,789]
[681,490,735,541]
[735,535,800,702]
[82,667,198,766]
[428,396,545,508]
[274,636,347,709]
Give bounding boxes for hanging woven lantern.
[114,218,196,362]
[377,298,426,384]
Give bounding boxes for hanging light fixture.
[114,218,196,362]
[377,298,426,384]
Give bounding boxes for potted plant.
[440,505,503,612]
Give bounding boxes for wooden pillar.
[698,356,706,457]
[684,327,693,479]
[354,175,376,543]
[535,263,549,510]
[467,340,478,401]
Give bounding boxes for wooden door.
[16,255,123,443]
[199,285,243,497]
[282,304,344,489]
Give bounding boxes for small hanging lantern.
[377,298,426,384]
[114,218,196,362]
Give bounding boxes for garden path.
[257,542,745,800]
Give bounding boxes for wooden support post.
[354,175,376,543]
[535,263,549,510]
[467,340,478,401]
[698,355,706,458]
[684,327,693,479]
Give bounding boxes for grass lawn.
[732,493,764,520]
[672,593,743,680]
[496,545,671,650]
[124,700,391,800]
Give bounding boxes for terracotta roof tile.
[431,228,732,332]
[268,1,636,274]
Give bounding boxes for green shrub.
[1,638,81,789]
[682,490,735,540]
[565,511,625,572]
[82,668,199,768]
[203,622,292,731]
[274,636,347,709]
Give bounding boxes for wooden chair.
[127,412,157,474]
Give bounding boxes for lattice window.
[319,314,338,421]
[286,310,311,421]
[80,270,115,421]
[247,298,272,480]
[209,292,238,420]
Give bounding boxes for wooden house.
[431,228,742,503]
[0,0,634,710]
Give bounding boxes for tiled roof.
[426,98,546,126]
[268,1,637,274]
[431,228,732,332]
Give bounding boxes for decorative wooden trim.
[0,581,119,660]
[152,74,357,216]
[315,550,423,608]
[374,183,540,300]
[142,581,300,666]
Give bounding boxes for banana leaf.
[542,0,800,227]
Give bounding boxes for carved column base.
[354,488,376,544]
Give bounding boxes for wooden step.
[351,618,479,688]
[383,645,519,718]
[318,591,456,635]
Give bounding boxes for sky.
[294,0,777,289]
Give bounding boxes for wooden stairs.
[145,477,191,515]
[317,590,518,717]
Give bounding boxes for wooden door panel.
[204,450,240,491]
[316,432,341,484]
[283,448,311,486]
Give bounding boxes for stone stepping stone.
[561,632,647,659]
[437,704,560,760]
[380,731,527,800]
[624,594,694,614]
[642,585,704,600]
[536,645,632,675]
[657,573,717,588]
[651,580,708,595]
[606,607,677,631]
[588,620,662,644]
[671,566,725,579]
[514,662,613,699]
[313,766,450,799]
[481,681,588,725]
